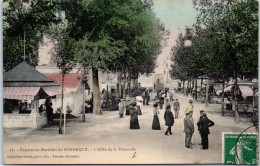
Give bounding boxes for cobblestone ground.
[3,93,257,164]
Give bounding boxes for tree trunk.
[191,79,194,93]
[186,80,189,95]
[234,70,239,123]
[205,78,209,107]
[128,73,131,96]
[118,71,122,98]
[92,66,102,115]
[59,73,64,134]
[182,80,185,94]
[135,76,139,91]
[221,80,225,117]
[123,67,126,100]
[195,78,197,101]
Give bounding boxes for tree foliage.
[3,0,60,71]
[170,0,258,81]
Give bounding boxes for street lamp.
[183,28,193,97]
[184,28,192,48]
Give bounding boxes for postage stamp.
[223,133,258,165]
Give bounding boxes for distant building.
[153,74,165,92]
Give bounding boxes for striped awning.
[3,86,61,100]
[42,86,62,96]
[216,85,258,97]
[216,85,233,95]
[4,87,41,100]
[239,85,258,97]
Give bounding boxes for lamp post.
[184,28,192,48]
[184,28,193,97]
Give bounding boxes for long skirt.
[152,115,161,130]
[137,105,142,115]
[130,115,140,129]
[125,107,130,115]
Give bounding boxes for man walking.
[197,112,214,150]
[164,104,174,136]
[173,99,180,119]
[184,110,194,148]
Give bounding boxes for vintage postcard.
[2,0,259,164]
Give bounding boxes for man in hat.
[197,110,206,144]
[197,112,214,150]
[183,110,194,148]
[164,104,174,135]
[173,99,180,119]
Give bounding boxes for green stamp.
[223,133,258,165]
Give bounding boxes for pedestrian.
[164,104,174,135]
[197,112,214,150]
[183,110,194,148]
[142,90,146,105]
[130,102,140,129]
[45,99,54,124]
[152,103,161,130]
[137,100,142,115]
[159,90,164,109]
[118,99,125,118]
[197,110,206,144]
[125,101,131,116]
[173,99,180,119]
[146,91,151,105]
[169,92,173,102]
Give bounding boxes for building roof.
[3,61,58,87]
[44,73,84,89]
[4,61,54,82]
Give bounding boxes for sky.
[152,0,198,73]
[139,0,198,86]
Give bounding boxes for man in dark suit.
[164,104,174,135]
[197,112,214,150]
[197,110,206,145]
[183,110,194,148]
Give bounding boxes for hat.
[202,112,207,115]
[188,108,193,112]
[185,110,190,115]
[189,99,193,103]
[200,110,205,113]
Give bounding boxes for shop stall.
[3,61,61,128]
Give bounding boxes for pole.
[82,81,86,122]
[205,78,209,107]
[221,80,225,116]
[63,73,66,134]
[195,79,197,101]
[23,30,25,60]
[59,73,64,134]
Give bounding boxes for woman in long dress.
[130,102,140,129]
[136,100,142,115]
[152,103,161,130]
[118,99,125,118]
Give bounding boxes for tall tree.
[59,0,165,114]
[3,0,60,71]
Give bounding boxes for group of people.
[183,105,215,150]
[118,94,215,150]
[142,90,151,105]
[157,90,174,109]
